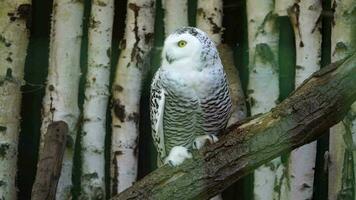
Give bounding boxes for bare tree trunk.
[0,1,30,199]
[162,0,188,36]
[114,54,356,200]
[40,0,84,199]
[110,0,155,196]
[80,0,114,199]
[196,2,247,199]
[246,1,286,199]
[287,1,322,199]
[328,0,356,199]
[31,121,68,200]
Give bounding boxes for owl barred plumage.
[150,27,232,166]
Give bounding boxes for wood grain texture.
[31,121,68,200]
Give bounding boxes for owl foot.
[192,134,219,150]
[164,146,192,166]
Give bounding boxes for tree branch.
[114,53,356,200]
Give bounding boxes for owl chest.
[162,70,217,98]
[162,94,202,151]
[158,69,224,150]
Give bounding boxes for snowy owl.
[150,27,232,166]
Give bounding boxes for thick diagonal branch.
[114,53,356,200]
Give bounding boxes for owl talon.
[164,146,192,166]
[193,135,219,150]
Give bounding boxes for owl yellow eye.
[177,40,187,47]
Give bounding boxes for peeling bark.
[31,121,68,200]
[0,1,30,199]
[80,0,114,199]
[162,0,188,36]
[114,54,356,200]
[287,1,322,199]
[110,0,155,195]
[328,0,356,199]
[40,0,84,199]
[246,1,287,199]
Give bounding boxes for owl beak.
[165,53,175,64]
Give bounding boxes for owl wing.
[200,68,232,136]
[150,70,167,164]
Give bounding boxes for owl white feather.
[150,27,232,166]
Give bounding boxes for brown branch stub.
[113,53,356,200]
[31,121,68,200]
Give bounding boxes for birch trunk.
[247,1,286,199]
[80,0,114,199]
[196,0,223,45]
[162,0,188,36]
[0,1,30,199]
[40,0,84,199]
[329,0,356,199]
[287,1,322,199]
[196,2,247,200]
[110,0,155,195]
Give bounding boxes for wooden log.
[31,121,68,200]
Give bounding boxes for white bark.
[247,1,286,199]
[110,0,155,195]
[162,0,188,36]
[287,1,322,199]
[329,0,356,199]
[0,1,30,199]
[196,0,223,45]
[247,1,279,114]
[40,0,84,199]
[80,0,114,199]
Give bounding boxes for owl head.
[161,27,219,70]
